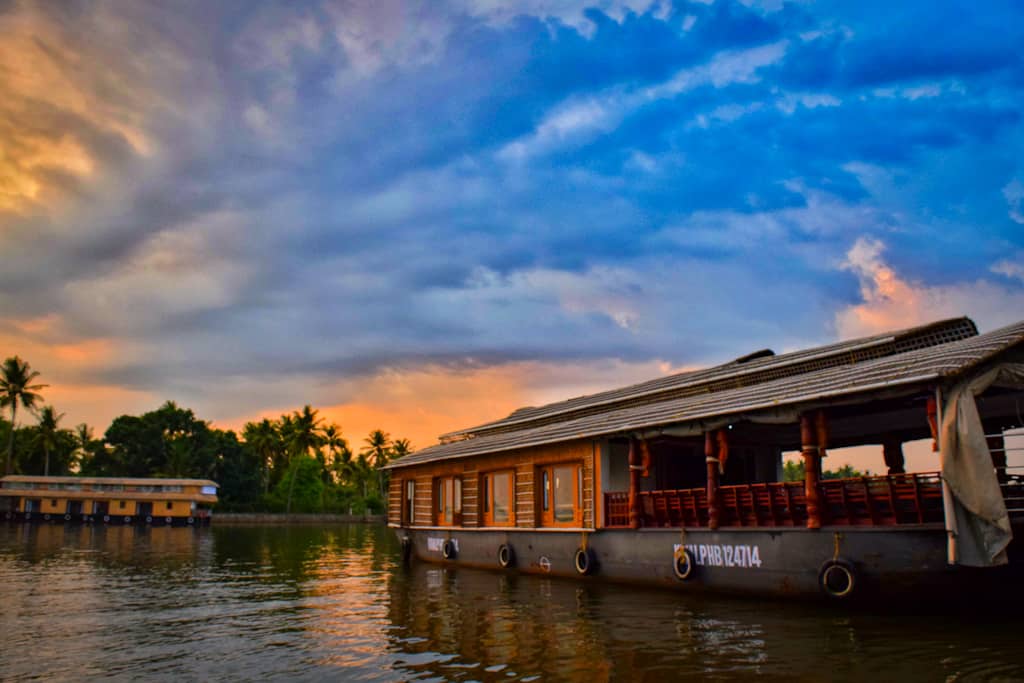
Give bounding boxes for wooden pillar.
[801,413,822,529]
[628,438,641,529]
[815,410,829,479]
[987,430,1008,484]
[639,438,652,477]
[706,431,721,530]
[882,436,905,474]
[716,429,730,479]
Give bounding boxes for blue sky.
[1,0,1022,446]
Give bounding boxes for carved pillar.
[815,410,829,479]
[882,436,905,474]
[706,431,721,530]
[716,429,730,479]
[628,438,641,529]
[801,413,822,529]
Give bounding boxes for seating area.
[603,472,947,528]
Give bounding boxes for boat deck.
[604,471,1024,528]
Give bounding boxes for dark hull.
[395,524,1024,604]
[3,511,211,527]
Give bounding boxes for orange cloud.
[0,316,146,428]
[835,237,1024,338]
[226,359,692,450]
[0,2,155,214]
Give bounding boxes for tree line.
[0,355,409,514]
[782,459,869,482]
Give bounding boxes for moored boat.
[0,476,218,526]
[384,317,1024,603]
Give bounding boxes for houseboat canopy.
[386,317,1024,471]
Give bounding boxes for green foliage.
[266,456,324,513]
[1,355,415,514]
[783,459,870,481]
[823,463,871,479]
[783,459,805,482]
[1,355,47,475]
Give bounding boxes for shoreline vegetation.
[1,355,410,515]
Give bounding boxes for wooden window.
[401,480,415,525]
[434,476,462,526]
[538,463,582,527]
[481,470,515,526]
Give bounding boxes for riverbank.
[214,512,385,525]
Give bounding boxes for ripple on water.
[2,524,1024,682]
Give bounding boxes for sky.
[1,0,1023,463]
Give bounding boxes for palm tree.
[322,424,350,483]
[391,438,412,460]
[1,356,47,475]
[284,405,324,513]
[361,429,391,499]
[243,419,280,494]
[35,405,64,476]
[73,423,95,474]
[75,423,94,455]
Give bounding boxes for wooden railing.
[603,472,948,528]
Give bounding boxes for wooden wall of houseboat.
[388,439,597,529]
[10,497,197,516]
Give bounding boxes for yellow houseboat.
[0,476,218,526]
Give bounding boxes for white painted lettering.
[670,542,763,569]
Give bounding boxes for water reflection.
[1,523,1022,681]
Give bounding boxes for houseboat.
[0,476,218,526]
[385,317,1024,602]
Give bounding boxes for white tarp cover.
[940,363,1024,567]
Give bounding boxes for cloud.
[464,0,669,35]
[1004,179,1024,224]
[835,237,1024,338]
[1,0,1022,440]
[499,40,788,160]
[991,255,1024,283]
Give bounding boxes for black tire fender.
[673,546,695,581]
[574,547,596,575]
[819,558,857,599]
[498,544,515,568]
[442,539,457,560]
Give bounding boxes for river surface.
[1,523,1022,682]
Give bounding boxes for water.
[1,524,1022,682]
